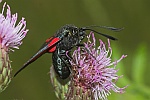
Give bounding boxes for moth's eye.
[79,31,85,36]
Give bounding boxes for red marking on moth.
[49,46,56,53]
[46,37,53,43]
[47,37,60,53]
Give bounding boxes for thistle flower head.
[50,32,127,100]
[0,2,28,51]
[0,2,28,92]
[67,32,127,100]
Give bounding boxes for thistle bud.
[0,2,28,92]
[0,46,11,92]
[50,65,70,100]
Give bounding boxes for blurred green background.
[0,0,150,100]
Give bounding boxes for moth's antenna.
[84,25,124,32]
[82,28,118,40]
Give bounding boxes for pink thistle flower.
[66,32,127,100]
[0,2,28,51]
[0,2,28,92]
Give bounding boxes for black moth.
[14,24,122,79]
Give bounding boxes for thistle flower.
[50,32,127,100]
[0,2,28,92]
[67,32,127,100]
